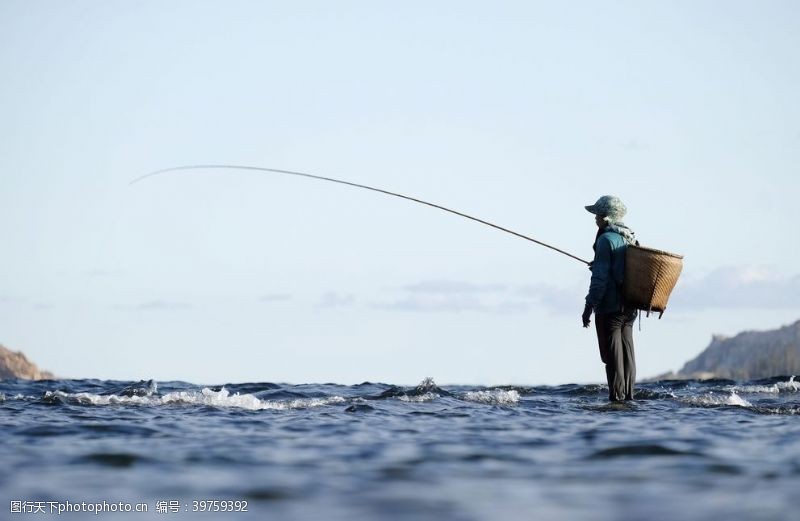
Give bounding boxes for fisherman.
[581,195,639,401]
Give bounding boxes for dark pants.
[595,309,638,401]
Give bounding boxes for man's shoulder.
[598,230,627,248]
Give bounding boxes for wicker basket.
[623,244,683,318]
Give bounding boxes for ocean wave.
[730,376,799,394]
[379,377,450,403]
[116,379,158,397]
[588,444,704,459]
[682,391,752,408]
[462,389,520,405]
[42,390,151,406]
[749,405,800,415]
[161,388,346,410]
[344,403,375,413]
[41,387,345,411]
[399,392,440,403]
[553,383,608,396]
[633,388,677,400]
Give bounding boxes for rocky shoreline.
[0,345,54,380]
[652,319,800,381]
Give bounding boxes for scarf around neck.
[603,221,638,245]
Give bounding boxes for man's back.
[587,229,628,314]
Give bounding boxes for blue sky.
[1,1,798,385]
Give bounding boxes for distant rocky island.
[0,345,54,380]
[656,319,800,381]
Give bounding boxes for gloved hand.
[582,303,593,328]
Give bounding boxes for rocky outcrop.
[0,345,54,380]
[657,320,800,380]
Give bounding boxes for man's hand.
[582,304,593,328]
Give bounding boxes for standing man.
[581,196,639,401]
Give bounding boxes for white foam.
[776,376,800,391]
[43,390,150,406]
[731,384,781,394]
[43,388,345,411]
[162,388,346,410]
[416,377,437,390]
[684,391,752,408]
[730,376,800,395]
[399,392,439,403]
[463,389,520,405]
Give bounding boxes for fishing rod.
[130,164,591,266]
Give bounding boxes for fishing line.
[130,164,590,266]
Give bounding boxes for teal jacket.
[586,228,628,314]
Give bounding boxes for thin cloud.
[516,283,585,315]
[114,300,194,311]
[670,266,800,310]
[0,296,56,311]
[372,279,529,314]
[402,280,507,294]
[621,139,647,151]
[373,293,489,313]
[259,293,292,303]
[138,300,193,310]
[83,268,124,279]
[316,292,356,309]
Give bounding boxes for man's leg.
[621,310,638,400]
[594,313,615,400]
[605,313,629,401]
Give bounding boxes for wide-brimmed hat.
[585,195,627,220]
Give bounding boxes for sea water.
[1,376,798,520]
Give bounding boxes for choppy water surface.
[1,376,799,520]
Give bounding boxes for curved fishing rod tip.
[129,165,234,186]
[128,173,151,185]
[127,164,590,266]
[129,168,179,186]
